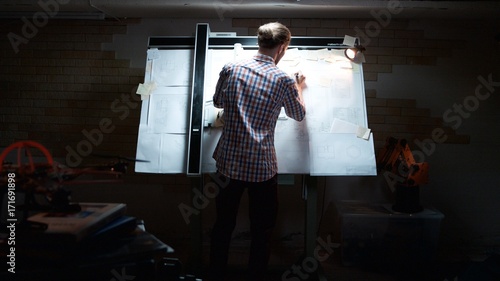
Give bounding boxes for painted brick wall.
[1,19,143,167]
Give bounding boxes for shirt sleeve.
[213,65,230,109]
[282,77,306,121]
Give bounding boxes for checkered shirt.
[212,53,306,182]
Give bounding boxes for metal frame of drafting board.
[208,36,358,49]
[148,37,195,49]
[187,24,210,176]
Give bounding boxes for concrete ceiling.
[1,0,500,19]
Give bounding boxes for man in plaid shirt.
[208,22,306,281]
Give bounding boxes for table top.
[335,200,444,219]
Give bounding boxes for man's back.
[212,53,305,182]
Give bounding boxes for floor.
[172,237,478,281]
[203,254,457,281]
[199,254,494,281]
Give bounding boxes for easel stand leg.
[290,175,327,281]
[187,176,203,277]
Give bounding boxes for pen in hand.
[294,71,305,84]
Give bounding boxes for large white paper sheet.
[201,128,222,173]
[158,134,186,173]
[135,124,161,173]
[135,124,187,173]
[309,133,376,176]
[151,49,193,87]
[147,86,190,134]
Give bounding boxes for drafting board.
[135,23,376,176]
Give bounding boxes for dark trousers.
[208,174,278,281]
